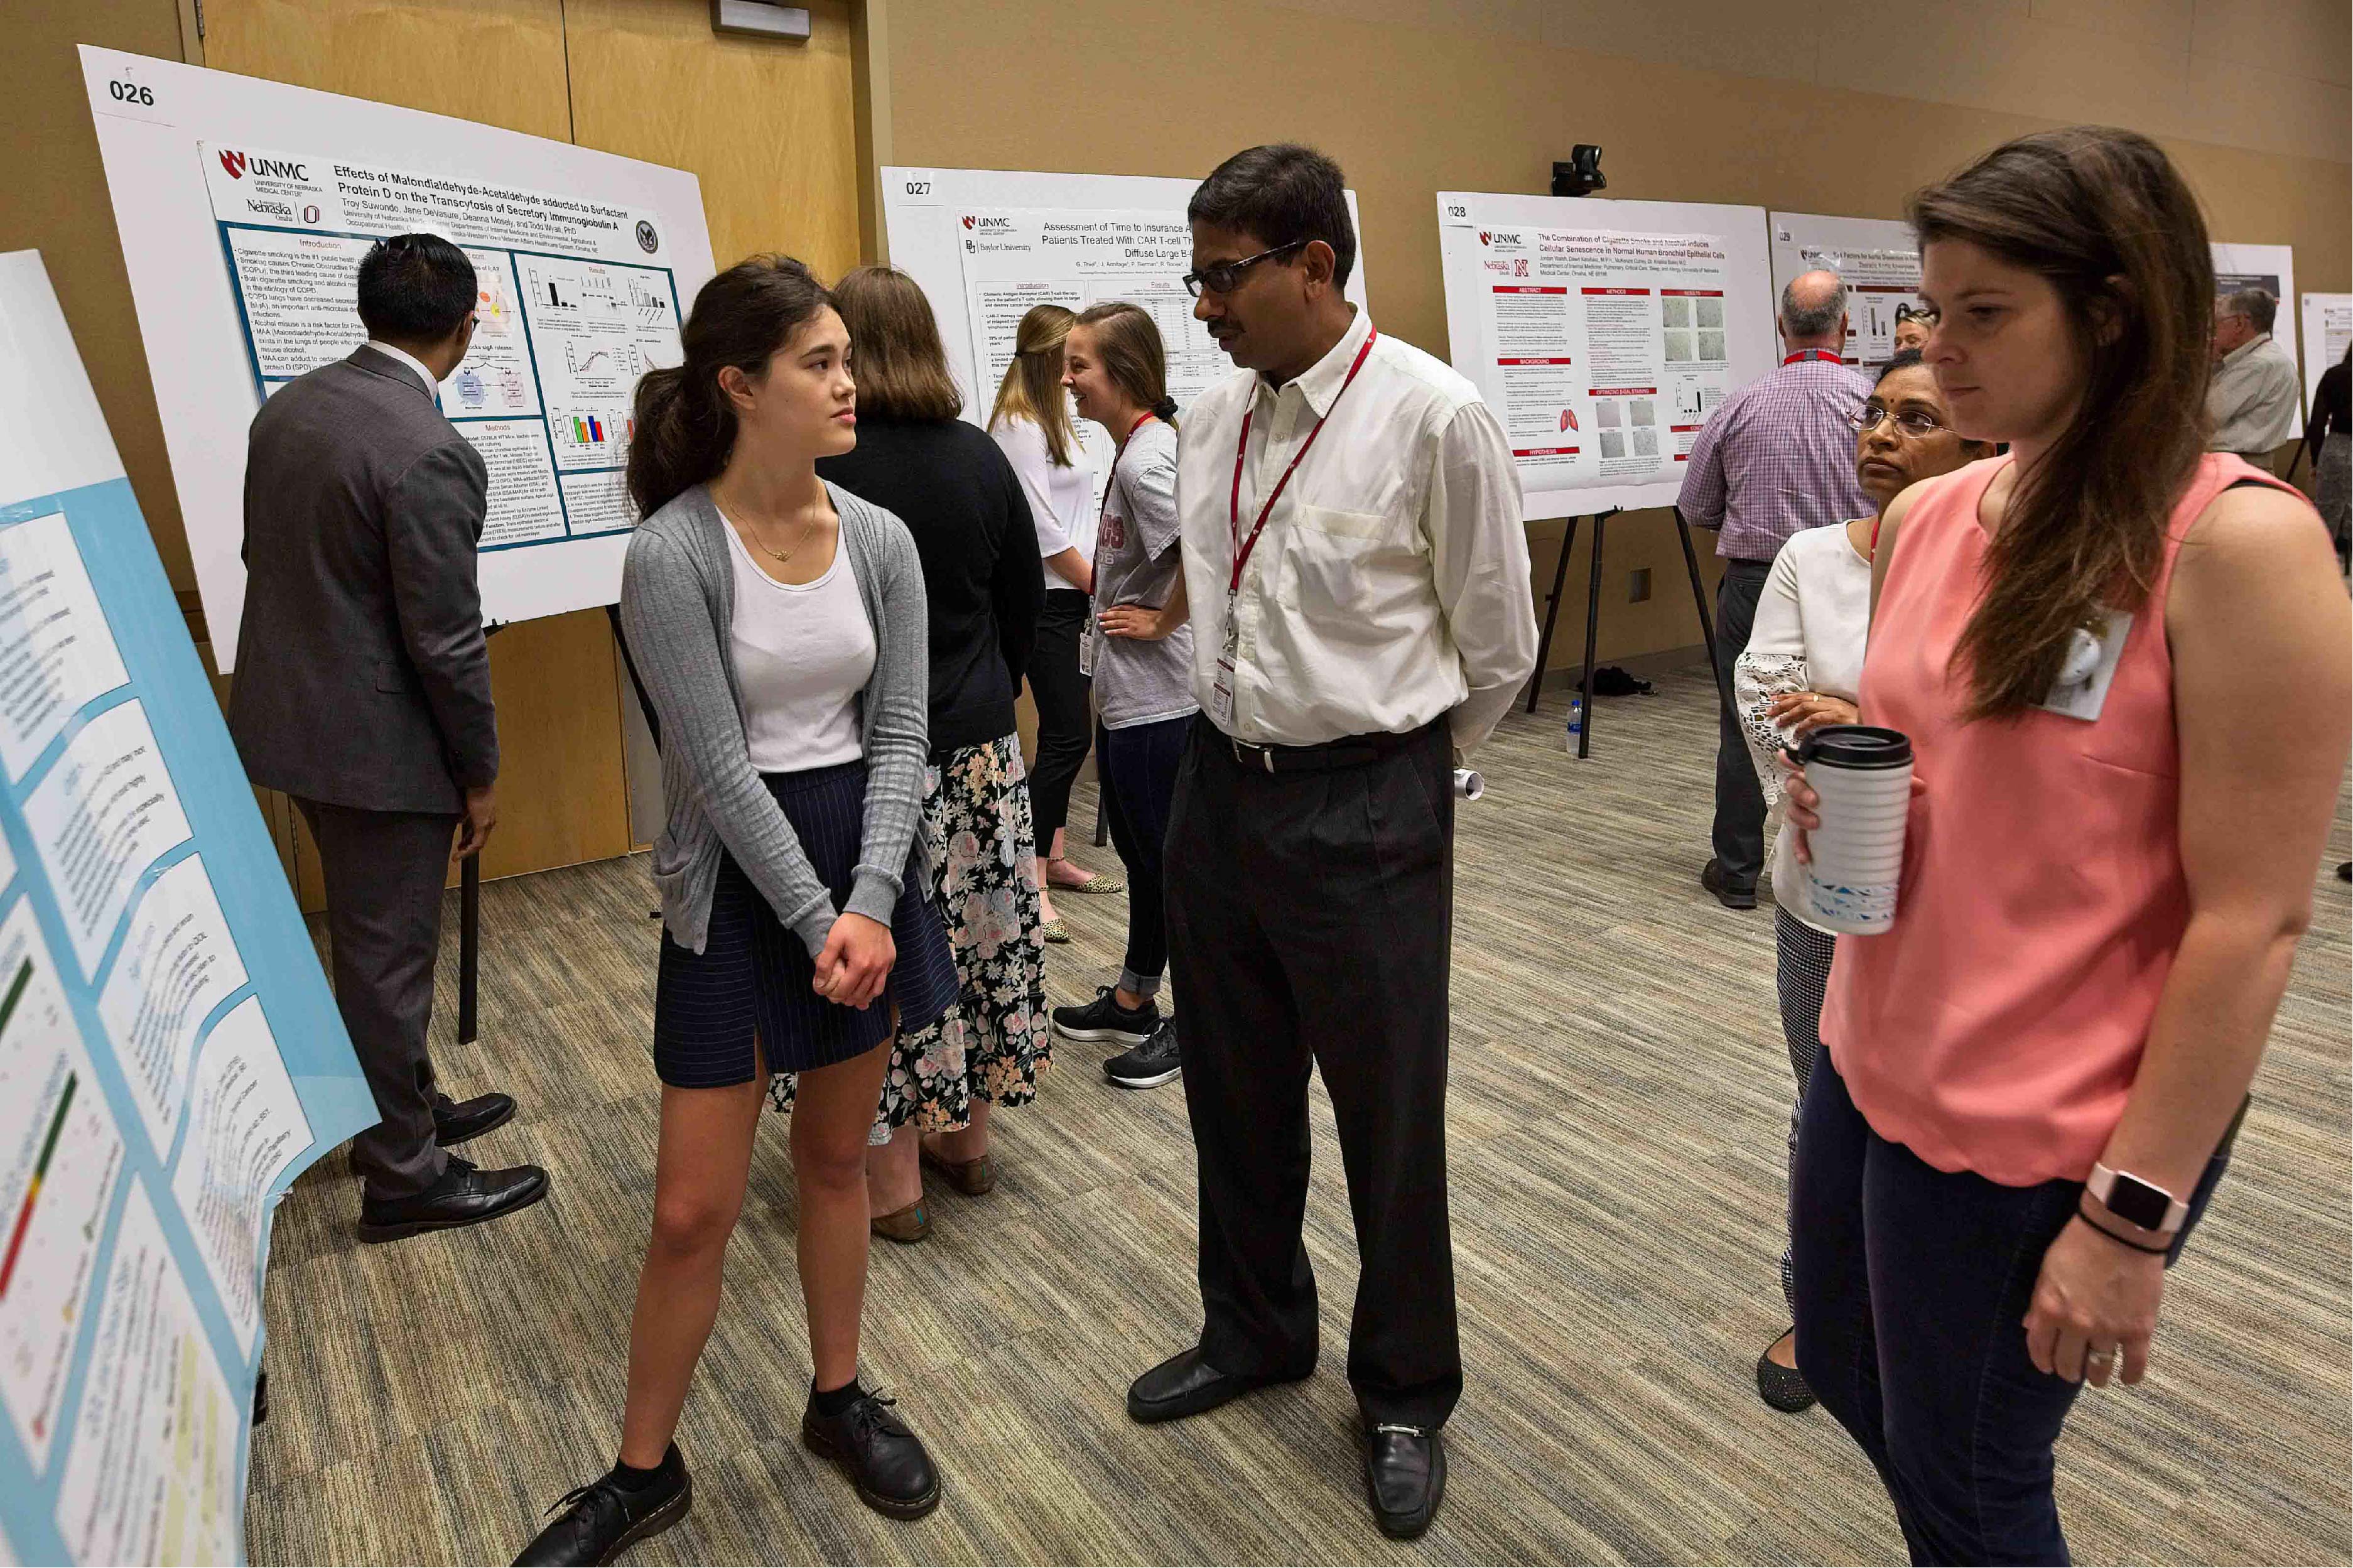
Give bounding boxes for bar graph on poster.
[206,149,683,551]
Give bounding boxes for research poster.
[880,166,1373,512]
[1768,212,1924,365]
[81,47,718,669]
[1439,193,1777,518]
[2301,293,2351,411]
[0,250,373,1565]
[2211,241,2299,386]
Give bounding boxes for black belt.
[1214,720,1432,775]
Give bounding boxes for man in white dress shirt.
[1121,144,1535,1541]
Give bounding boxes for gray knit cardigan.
[619,480,932,957]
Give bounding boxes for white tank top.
[720,506,874,773]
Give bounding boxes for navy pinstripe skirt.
[652,760,958,1088]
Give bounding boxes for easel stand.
[1523,507,1719,758]
[455,621,503,1046]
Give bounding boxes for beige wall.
[880,0,2352,672]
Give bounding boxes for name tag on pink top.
[2033,612,2133,722]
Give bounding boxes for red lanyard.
[1227,330,1377,593]
[1783,348,1843,366]
[1125,410,1158,441]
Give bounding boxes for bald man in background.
[1676,270,1873,911]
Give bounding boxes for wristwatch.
[2087,1162,2187,1234]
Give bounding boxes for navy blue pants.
[1096,713,1189,998]
[1792,1051,2224,1565]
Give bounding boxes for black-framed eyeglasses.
[1181,241,1307,299]
[1848,402,1944,438]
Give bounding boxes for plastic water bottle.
[1565,698,1582,740]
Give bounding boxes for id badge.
[2035,612,2132,721]
[1078,615,1097,678]
[1208,610,1238,727]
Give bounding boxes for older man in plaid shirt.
[1679,269,1873,910]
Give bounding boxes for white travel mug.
[1453,768,1485,801]
[1791,725,1914,935]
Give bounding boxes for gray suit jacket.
[229,346,499,814]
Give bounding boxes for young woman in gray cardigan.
[519,258,956,1564]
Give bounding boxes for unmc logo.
[218,149,247,180]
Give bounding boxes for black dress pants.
[1163,715,1461,1429]
[1710,555,1773,887]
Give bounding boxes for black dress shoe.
[1756,1331,1817,1413]
[357,1155,549,1242]
[1363,1422,1446,1540]
[435,1091,516,1146]
[801,1389,940,1520]
[1126,1345,1312,1425]
[514,1447,691,1565]
[1701,857,1758,911]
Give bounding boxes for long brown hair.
[1074,301,1179,427]
[831,264,962,421]
[1908,127,2214,720]
[988,303,1079,466]
[627,255,833,518]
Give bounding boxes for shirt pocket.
[1283,504,1417,622]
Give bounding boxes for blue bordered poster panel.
[211,217,684,556]
[0,253,371,1565]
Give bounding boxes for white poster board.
[79,47,718,669]
[880,166,1371,497]
[1768,212,1923,366]
[2212,241,2299,385]
[1437,192,1776,519]
[2300,293,2351,409]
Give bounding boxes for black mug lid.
[1793,723,1913,769]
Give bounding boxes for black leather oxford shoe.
[513,1447,691,1565]
[1125,1346,1312,1425]
[801,1390,941,1520]
[1363,1422,1446,1540]
[357,1156,548,1243]
[435,1091,517,1146]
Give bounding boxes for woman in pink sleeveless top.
[1777,129,2347,1565]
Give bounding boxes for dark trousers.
[1096,713,1187,995]
[297,798,460,1202]
[1027,589,1093,845]
[1164,715,1460,1429]
[1792,1051,2224,1565]
[1711,555,1773,886]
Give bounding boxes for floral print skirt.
[769,733,1049,1132]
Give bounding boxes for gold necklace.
[741,507,821,567]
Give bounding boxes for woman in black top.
[2305,343,2349,564]
[811,265,1048,1240]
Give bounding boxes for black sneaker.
[513,1446,691,1565]
[801,1388,941,1520]
[1105,1017,1181,1089]
[1051,985,1159,1047]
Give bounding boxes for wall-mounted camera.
[1552,146,1606,198]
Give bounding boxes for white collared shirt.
[364,339,442,401]
[1176,308,1536,751]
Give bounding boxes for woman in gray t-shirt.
[1047,301,1196,1090]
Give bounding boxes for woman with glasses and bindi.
[1731,345,1991,1416]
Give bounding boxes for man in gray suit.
[231,234,548,1242]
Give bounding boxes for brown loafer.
[919,1143,998,1196]
[870,1200,930,1244]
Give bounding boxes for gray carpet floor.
[246,668,2353,1565]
